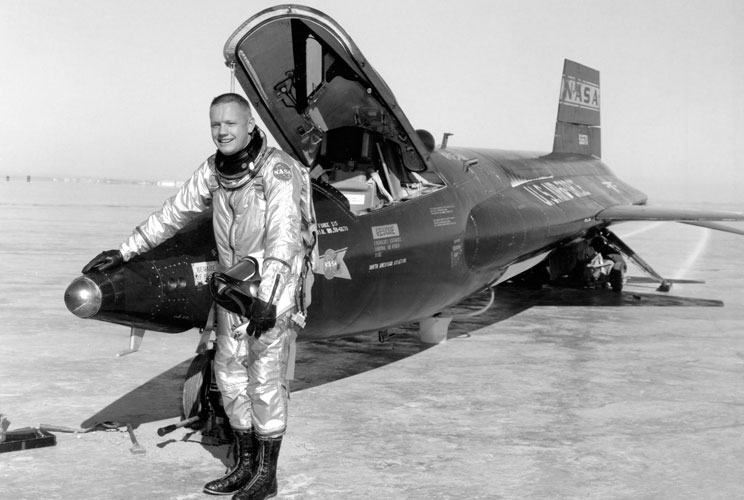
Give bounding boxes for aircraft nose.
[64,276,103,318]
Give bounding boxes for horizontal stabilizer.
[598,205,744,223]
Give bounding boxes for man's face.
[210,102,254,155]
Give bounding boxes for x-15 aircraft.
[65,4,744,357]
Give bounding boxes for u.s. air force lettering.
[523,179,591,206]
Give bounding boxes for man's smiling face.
[210,101,255,156]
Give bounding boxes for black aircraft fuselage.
[64,149,643,340]
[307,150,643,338]
[64,5,743,347]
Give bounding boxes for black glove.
[245,298,277,338]
[82,250,124,273]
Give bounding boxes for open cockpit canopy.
[224,6,443,213]
[225,5,431,172]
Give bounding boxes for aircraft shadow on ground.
[81,284,721,429]
[82,333,434,430]
[441,284,723,339]
[81,359,192,429]
[490,283,723,310]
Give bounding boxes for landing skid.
[116,327,145,357]
[604,231,673,292]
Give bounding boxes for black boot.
[204,429,256,495]
[232,434,282,500]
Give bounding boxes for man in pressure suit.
[83,93,316,500]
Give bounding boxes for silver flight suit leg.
[213,306,253,430]
[246,314,297,437]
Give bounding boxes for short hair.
[210,93,252,115]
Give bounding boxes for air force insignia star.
[273,163,293,181]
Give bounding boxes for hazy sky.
[2,0,742,203]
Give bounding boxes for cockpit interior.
[297,36,444,213]
[238,20,445,214]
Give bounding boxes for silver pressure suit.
[117,140,315,437]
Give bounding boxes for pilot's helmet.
[209,258,261,317]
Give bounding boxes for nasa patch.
[273,163,293,181]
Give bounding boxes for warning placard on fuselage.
[191,261,219,286]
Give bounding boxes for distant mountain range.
[1,175,182,187]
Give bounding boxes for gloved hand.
[82,250,124,273]
[245,298,277,338]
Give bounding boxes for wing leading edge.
[597,205,744,236]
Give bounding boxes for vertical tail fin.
[552,59,601,158]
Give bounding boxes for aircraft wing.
[597,205,744,235]
[679,221,744,236]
